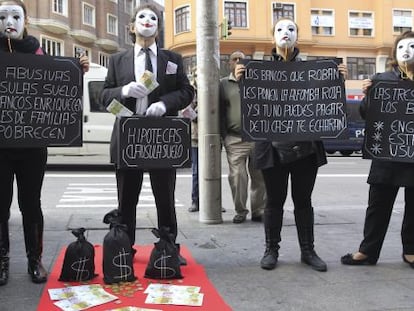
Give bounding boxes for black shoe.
[0,257,9,286]
[233,214,246,224]
[221,207,226,213]
[402,254,414,269]
[341,253,377,266]
[260,248,278,270]
[28,259,48,283]
[175,244,187,266]
[188,202,199,212]
[251,214,263,222]
[301,250,327,272]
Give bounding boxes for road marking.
[45,173,368,178]
[56,181,184,208]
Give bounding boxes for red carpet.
[37,245,232,310]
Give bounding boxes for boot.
[260,209,282,270]
[23,221,47,283]
[176,244,187,266]
[0,222,10,286]
[295,208,327,272]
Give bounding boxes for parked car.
[322,99,365,156]
[48,63,114,156]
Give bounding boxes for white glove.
[121,81,149,99]
[146,101,166,117]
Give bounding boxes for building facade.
[24,0,164,68]
[164,0,414,95]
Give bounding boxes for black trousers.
[0,148,47,224]
[359,184,414,259]
[261,155,318,239]
[115,168,177,245]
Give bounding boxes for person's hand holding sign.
[79,54,90,73]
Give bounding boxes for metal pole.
[196,0,222,223]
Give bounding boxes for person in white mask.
[342,31,414,269]
[234,17,347,272]
[101,4,194,265]
[0,0,89,286]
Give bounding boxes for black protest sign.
[363,80,414,163]
[117,116,191,169]
[0,52,83,147]
[240,59,347,141]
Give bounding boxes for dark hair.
[129,4,162,43]
[0,0,28,37]
[389,30,414,67]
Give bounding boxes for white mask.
[134,8,158,38]
[274,20,297,49]
[0,5,25,39]
[396,38,414,66]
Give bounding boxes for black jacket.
[253,47,327,169]
[361,66,414,187]
[101,47,194,164]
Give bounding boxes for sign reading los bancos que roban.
[363,80,414,163]
[0,52,83,148]
[117,116,191,169]
[240,58,347,141]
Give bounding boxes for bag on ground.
[59,227,97,282]
[102,209,136,284]
[144,227,183,279]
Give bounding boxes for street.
[3,154,413,311]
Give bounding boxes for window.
[224,1,247,28]
[349,11,373,36]
[347,57,376,80]
[125,25,133,45]
[307,56,332,61]
[393,9,412,33]
[73,45,89,58]
[53,0,68,16]
[83,2,95,27]
[311,9,334,35]
[88,81,107,112]
[175,6,190,34]
[124,0,133,14]
[272,2,294,22]
[99,52,110,68]
[41,36,63,56]
[107,14,118,35]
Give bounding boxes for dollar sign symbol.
[154,250,176,278]
[71,257,90,281]
[113,248,132,280]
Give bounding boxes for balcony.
[30,18,70,34]
[96,38,119,51]
[70,30,97,44]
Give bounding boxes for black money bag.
[59,228,97,282]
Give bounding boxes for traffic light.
[221,17,232,39]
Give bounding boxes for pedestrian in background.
[101,4,194,264]
[341,30,414,268]
[186,66,200,212]
[0,0,89,285]
[219,50,266,224]
[235,18,347,271]
[187,67,226,213]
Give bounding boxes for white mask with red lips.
[274,19,297,49]
[135,8,158,38]
[396,38,414,66]
[0,4,25,39]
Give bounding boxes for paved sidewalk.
[1,155,414,311]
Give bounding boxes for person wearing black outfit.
[235,18,347,272]
[341,31,414,268]
[101,4,194,262]
[0,0,89,285]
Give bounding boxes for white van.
[48,63,114,155]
